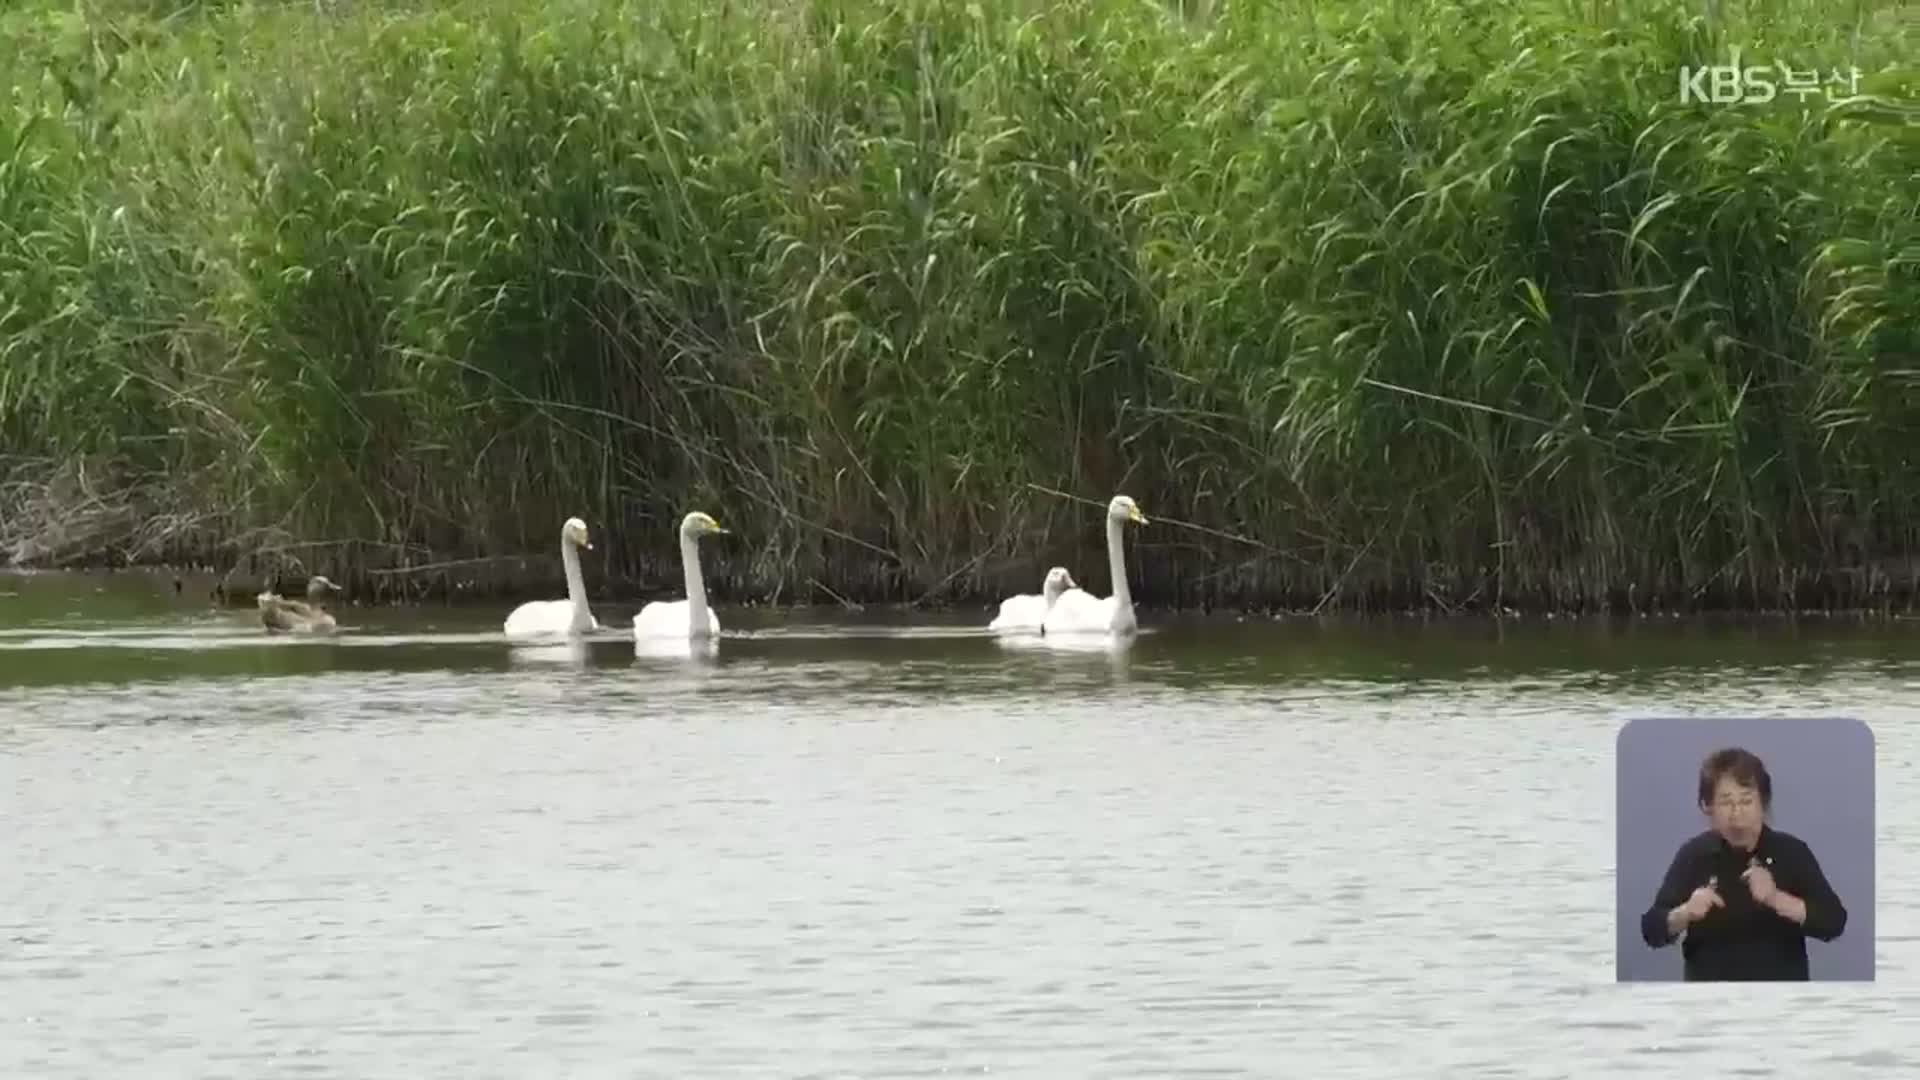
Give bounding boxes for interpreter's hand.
[1682,877,1725,922]
[1742,860,1778,905]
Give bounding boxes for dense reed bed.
[2,0,1915,612]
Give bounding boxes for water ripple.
[0,618,1915,1076]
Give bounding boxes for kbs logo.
[1678,61,1862,105]
[1679,65,1779,104]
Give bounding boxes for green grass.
[2,0,1916,613]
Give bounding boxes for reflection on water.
[993,630,1135,655]
[508,639,592,668]
[633,635,721,663]
[1,569,1918,1076]
[994,628,1136,679]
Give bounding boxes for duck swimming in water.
[257,575,343,634]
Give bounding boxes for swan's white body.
[987,566,1077,633]
[503,517,599,638]
[1041,495,1148,636]
[634,511,727,640]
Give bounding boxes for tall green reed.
[1,0,1913,610]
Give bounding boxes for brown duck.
[257,575,343,634]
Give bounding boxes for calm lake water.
[2,568,1917,1078]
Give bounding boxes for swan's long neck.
[1106,515,1133,610]
[562,537,590,627]
[681,531,711,636]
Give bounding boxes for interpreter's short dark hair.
[1697,746,1772,808]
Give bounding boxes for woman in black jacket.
[1639,746,1848,981]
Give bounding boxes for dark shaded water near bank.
[2,568,1917,1077]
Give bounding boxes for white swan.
[987,566,1077,633]
[502,516,599,638]
[1041,494,1147,636]
[633,511,727,640]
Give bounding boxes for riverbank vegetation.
[2,0,1915,612]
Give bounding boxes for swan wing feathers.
[1042,592,1114,633]
[504,599,576,637]
[988,592,1043,630]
